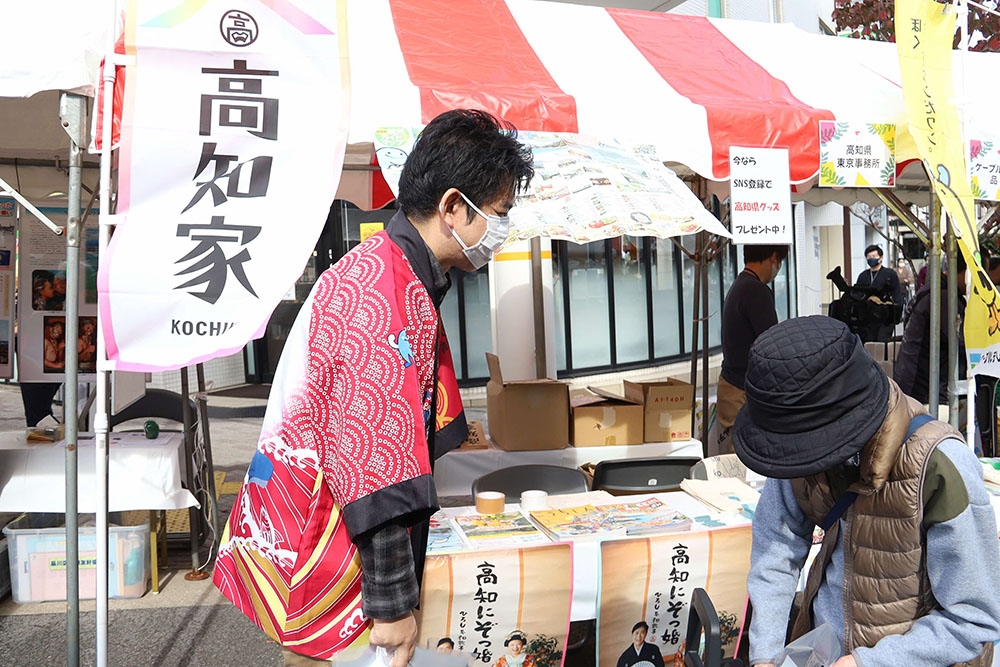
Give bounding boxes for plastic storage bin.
[2,513,149,603]
[0,536,10,600]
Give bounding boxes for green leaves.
[821,162,846,186]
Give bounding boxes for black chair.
[110,389,203,585]
[684,588,744,667]
[471,464,589,498]
[592,457,702,494]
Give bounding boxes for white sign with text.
[729,147,792,245]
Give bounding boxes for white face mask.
[449,191,510,270]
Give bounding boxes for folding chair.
[684,588,744,667]
[471,464,589,498]
[592,457,702,494]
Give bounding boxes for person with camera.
[853,245,903,342]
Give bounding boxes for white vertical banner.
[729,146,792,245]
[100,0,348,371]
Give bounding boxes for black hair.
[743,245,789,264]
[864,244,884,257]
[396,110,534,221]
[957,252,967,275]
[437,638,454,648]
[632,621,649,633]
[504,631,528,647]
[990,257,1000,273]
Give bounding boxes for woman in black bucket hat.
[734,316,1000,667]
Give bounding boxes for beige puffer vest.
[790,381,993,667]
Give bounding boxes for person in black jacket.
[894,253,966,405]
[854,245,903,342]
[617,622,665,667]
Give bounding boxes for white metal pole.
[96,3,119,663]
[58,90,86,667]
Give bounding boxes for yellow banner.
[897,0,1000,375]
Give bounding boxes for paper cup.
[520,490,549,512]
[475,491,505,514]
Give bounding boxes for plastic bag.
[772,623,842,667]
[330,646,470,667]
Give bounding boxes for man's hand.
[832,656,858,667]
[370,612,417,667]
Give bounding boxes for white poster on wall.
[729,146,792,245]
[0,198,15,379]
[17,209,99,382]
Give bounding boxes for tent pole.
[58,91,86,667]
[946,220,960,428]
[95,13,119,660]
[701,232,710,453]
[530,236,547,379]
[842,206,853,280]
[929,194,942,417]
[180,366,204,575]
[689,234,702,440]
[196,363,221,554]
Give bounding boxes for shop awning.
[347,0,1000,187]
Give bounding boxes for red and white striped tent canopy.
[341,0,1000,209]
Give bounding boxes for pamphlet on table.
[530,498,691,540]
[452,511,549,549]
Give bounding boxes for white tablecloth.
[433,439,703,496]
[0,431,199,513]
[439,490,748,622]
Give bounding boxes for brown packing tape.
[475,492,505,514]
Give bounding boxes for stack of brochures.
[452,511,550,549]
[680,478,760,519]
[426,511,467,554]
[529,498,692,540]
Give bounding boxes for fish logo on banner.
[100,0,348,371]
[896,0,1000,377]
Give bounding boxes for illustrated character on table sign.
[388,328,414,368]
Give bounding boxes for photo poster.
[17,208,99,382]
[418,544,573,666]
[0,198,15,378]
[597,526,752,667]
[729,146,792,245]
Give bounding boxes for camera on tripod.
[826,266,903,338]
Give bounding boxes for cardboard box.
[485,354,569,451]
[459,420,488,450]
[864,342,896,378]
[571,386,644,447]
[624,379,695,442]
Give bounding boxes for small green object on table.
[143,420,159,439]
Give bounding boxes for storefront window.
[459,267,491,379]
[650,239,682,359]
[612,236,649,364]
[566,241,612,368]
